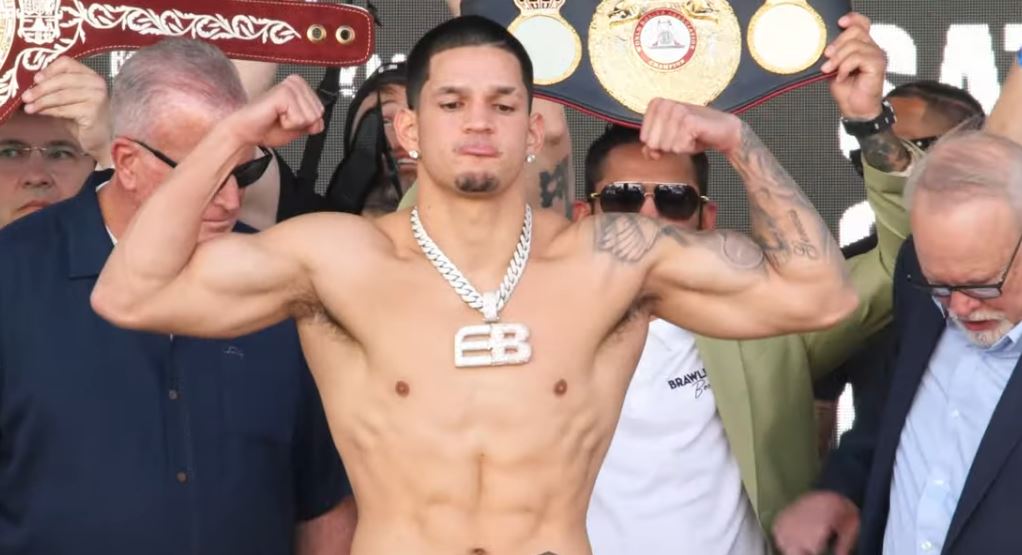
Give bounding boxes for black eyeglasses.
[131,139,273,189]
[907,232,1022,300]
[590,182,709,221]
[849,136,939,177]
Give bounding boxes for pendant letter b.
[454,323,532,368]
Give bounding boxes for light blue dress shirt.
[884,314,1022,554]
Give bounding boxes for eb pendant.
[454,323,532,368]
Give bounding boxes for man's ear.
[394,107,419,158]
[572,200,592,222]
[526,110,545,162]
[109,137,140,191]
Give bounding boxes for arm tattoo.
[730,122,836,266]
[719,230,766,270]
[593,213,767,273]
[593,213,666,264]
[858,129,911,173]
[538,156,570,209]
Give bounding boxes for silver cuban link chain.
[410,205,532,323]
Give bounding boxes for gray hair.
[111,38,248,142]
[905,129,1022,221]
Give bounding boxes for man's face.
[399,45,540,197]
[890,96,958,142]
[354,83,416,194]
[581,142,715,232]
[0,112,93,227]
[125,107,246,242]
[912,193,1022,347]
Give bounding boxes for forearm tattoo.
[730,122,837,267]
[858,128,911,172]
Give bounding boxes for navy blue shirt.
[0,173,349,555]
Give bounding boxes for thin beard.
[456,174,498,193]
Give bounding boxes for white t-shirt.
[587,319,765,555]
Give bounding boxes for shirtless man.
[92,16,856,555]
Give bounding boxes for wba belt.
[462,0,850,126]
[0,0,375,123]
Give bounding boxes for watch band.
[841,99,897,139]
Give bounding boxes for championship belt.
[463,0,849,126]
[0,0,374,122]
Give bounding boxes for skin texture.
[91,46,854,555]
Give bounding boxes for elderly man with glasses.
[0,38,355,555]
[850,125,1022,555]
[0,57,108,228]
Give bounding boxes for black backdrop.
[93,0,1022,245]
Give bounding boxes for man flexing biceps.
[93,18,854,555]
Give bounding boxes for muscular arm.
[602,122,855,339]
[986,59,1022,145]
[91,77,351,337]
[91,127,318,337]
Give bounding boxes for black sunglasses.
[132,139,273,189]
[907,232,1022,300]
[849,136,939,177]
[590,182,708,221]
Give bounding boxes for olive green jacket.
[696,156,912,541]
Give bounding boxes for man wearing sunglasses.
[0,39,355,555]
[575,15,912,555]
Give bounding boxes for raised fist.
[640,97,744,158]
[224,74,325,148]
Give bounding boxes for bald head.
[906,130,1022,219]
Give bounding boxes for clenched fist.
[222,74,325,148]
[640,97,744,159]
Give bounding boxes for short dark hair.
[584,125,709,199]
[405,15,534,111]
[886,80,985,128]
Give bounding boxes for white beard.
[950,312,1016,348]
